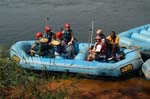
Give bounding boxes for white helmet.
[96,29,103,34]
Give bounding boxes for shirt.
[106,35,119,45]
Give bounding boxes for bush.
[0,54,68,99]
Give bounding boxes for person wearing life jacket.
[62,23,74,45]
[62,23,74,58]
[96,29,106,43]
[87,35,106,61]
[106,31,120,60]
[96,29,109,59]
[43,25,55,43]
[29,32,49,56]
[53,31,67,56]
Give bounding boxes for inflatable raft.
[10,40,143,77]
[118,24,150,55]
[142,58,150,80]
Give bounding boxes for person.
[62,23,74,45]
[52,31,68,58]
[43,25,55,43]
[106,31,120,60]
[29,32,49,56]
[62,23,74,58]
[54,31,66,53]
[96,29,106,43]
[43,25,56,57]
[96,29,108,58]
[87,35,106,61]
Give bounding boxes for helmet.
[96,29,103,34]
[64,23,70,28]
[56,31,63,39]
[36,32,43,39]
[45,26,51,33]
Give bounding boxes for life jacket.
[43,32,54,43]
[63,29,72,44]
[93,42,107,61]
[100,42,106,54]
[55,39,66,54]
[97,34,108,46]
[35,40,49,56]
[94,42,106,55]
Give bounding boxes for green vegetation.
[0,49,69,99]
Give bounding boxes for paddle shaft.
[45,17,49,26]
[125,47,141,54]
[90,20,94,45]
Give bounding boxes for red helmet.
[64,23,70,29]
[45,26,51,33]
[36,32,43,39]
[56,31,63,39]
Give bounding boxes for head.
[36,32,43,39]
[95,35,101,42]
[45,26,51,33]
[96,29,103,35]
[110,31,116,38]
[64,23,70,30]
[56,31,63,39]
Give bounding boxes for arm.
[29,42,38,55]
[68,32,74,45]
[106,35,111,44]
[114,36,119,46]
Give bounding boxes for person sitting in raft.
[87,35,106,61]
[43,25,55,43]
[96,29,108,59]
[96,29,106,43]
[43,25,56,57]
[52,31,68,57]
[62,23,75,58]
[29,32,49,56]
[106,31,120,60]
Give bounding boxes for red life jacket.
[94,42,106,54]
[100,42,106,54]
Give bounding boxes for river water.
[0,0,150,98]
[0,0,150,49]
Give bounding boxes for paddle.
[88,29,92,48]
[124,46,141,54]
[45,17,49,26]
[90,20,94,45]
[88,20,94,48]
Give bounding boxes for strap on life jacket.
[94,42,106,54]
[38,41,49,56]
[63,29,72,44]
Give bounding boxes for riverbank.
[1,77,150,99]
